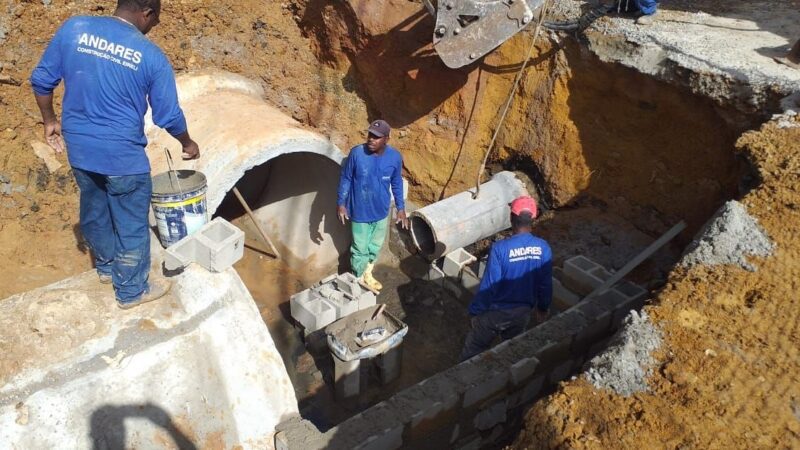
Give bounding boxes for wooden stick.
[371,304,386,321]
[232,187,281,259]
[583,221,686,301]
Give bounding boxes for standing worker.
[337,120,408,292]
[30,0,200,309]
[460,196,552,361]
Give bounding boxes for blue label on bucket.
[152,187,209,248]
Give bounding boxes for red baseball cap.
[510,196,537,218]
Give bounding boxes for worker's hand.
[43,119,64,153]
[181,139,200,160]
[533,308,549,324]
[396,209,409,230]
[337,205,349,225]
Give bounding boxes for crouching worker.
[459,196,553,361]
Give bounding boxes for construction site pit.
[209,39,757,431]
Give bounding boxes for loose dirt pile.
[584,310,662,397]
[512,118,800,449]
[681,200,774,272]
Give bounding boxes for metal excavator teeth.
[430,0,545,69]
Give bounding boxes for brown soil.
[511,120,800,449]
[1,0,798,447]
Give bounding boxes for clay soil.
[1,0,799,448]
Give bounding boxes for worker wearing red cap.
[337,119,409,291]
[460,196,553,361]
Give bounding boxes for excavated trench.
[203,40,757,433]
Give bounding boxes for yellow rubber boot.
[363,262,383,291]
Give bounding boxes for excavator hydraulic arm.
[425,0,545,68]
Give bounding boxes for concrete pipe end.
[409,214,446,259]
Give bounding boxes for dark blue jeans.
[460,306,532,361]
[73,168,152,302]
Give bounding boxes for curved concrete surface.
[145,70,348,274]
[0,71,355,449]
[0,266,298,449]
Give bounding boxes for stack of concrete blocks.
[275,255,652,450]
[333,341,404,400]
[163,217,245,272]
[289,273,377,334]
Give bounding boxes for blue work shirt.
[337,144,405,223]
[468,233,553,316]
[30,16,187,175]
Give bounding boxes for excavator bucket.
[428,0,545,68]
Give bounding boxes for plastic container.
[151,170,209,248]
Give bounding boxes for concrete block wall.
[275,257,649,449]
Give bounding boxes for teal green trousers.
[350,218,388,277]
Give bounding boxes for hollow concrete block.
[290,291,337,333]
[355,423,404,450]
[461,267,481,294]
[442,248,477,277]
[379,344,403,385]
[164,217,244,272]
[552,278,581,311]
[333,355,361,399]
[474,400,507,431]
[547,359,574,386]
[463,369,509,408]
[427,261,445,286]
[509,356,540,387]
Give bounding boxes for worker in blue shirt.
[460,196,553,361]
[30,0,200,309]
[337,120,408,292]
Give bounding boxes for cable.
[472,0,553,199]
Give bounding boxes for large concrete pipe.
[410,171,529,259]
[0,71,353,448]
[145,70,349,279]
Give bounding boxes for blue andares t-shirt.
[337,144,405,223]
[468,233,553,316]
[30,16,187,175]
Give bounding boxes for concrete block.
[456,436,481,450]
[355,422,404,450]
[463,369,509,408]
[427,261,445,286]
[335,272,362,298]
[357,291,377,310]
[587,336,612,359]
[333,356,361,399]
[290,290,336,333]
[533,338,571,365]
[461,267,481,294]
[442,248,477,277]
[552,278,581,311]
[509,356,540,387]
[474,400,507,431]
[164,217,244,272]
[547,359,574,386]
[478,257,487,278]
[518,374,546,407]
[614,280,648,302]
[573,303,613,352]
[589,266,612,282]
[443,277,463,298]
[378,344,403,385]
[562,255,604,296]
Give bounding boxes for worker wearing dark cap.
[337,119,409,291]
[460,196,553,361]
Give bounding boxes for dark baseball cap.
[367,119,391,137]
